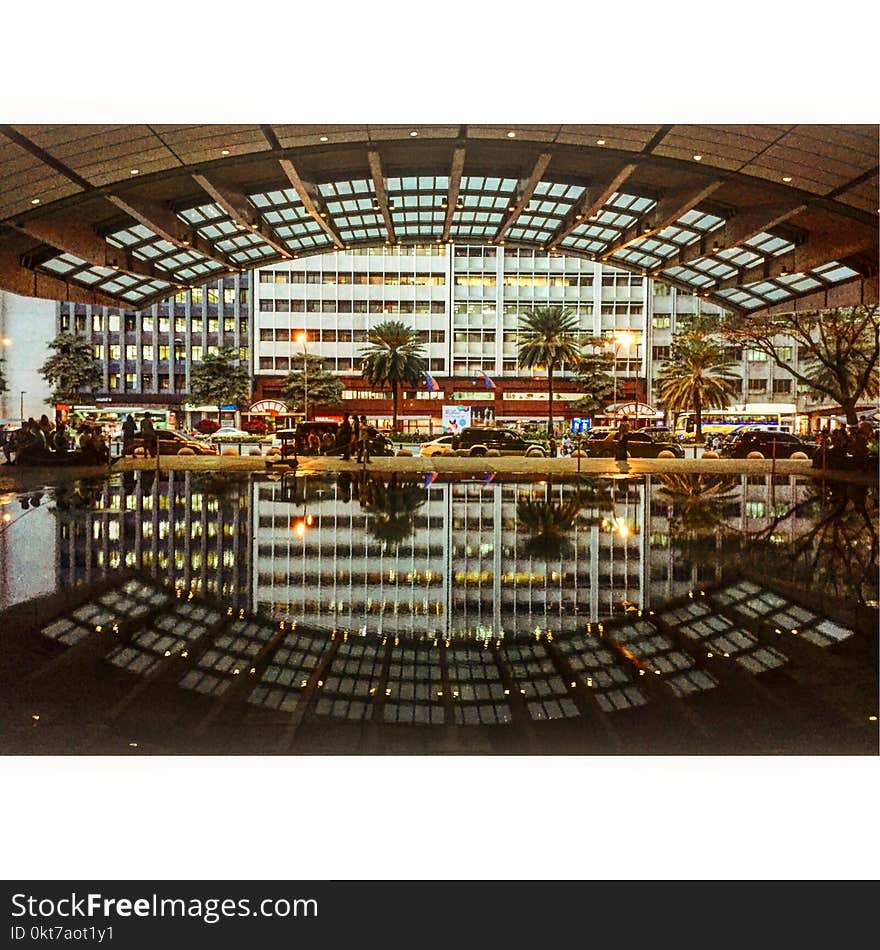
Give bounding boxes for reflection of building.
[55,470,253,609]
[252,475,680,635]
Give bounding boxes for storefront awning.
[603,402,662,418]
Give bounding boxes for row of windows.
[63,314,249,336]
[258,329,446,344]
[94,345,249,364]
[454,275,595,287]
[257,357,445,372]
[259,270,446,286]
[257,299,447,314]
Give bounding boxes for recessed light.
[596,138,606,146]
[575,213,583,220]
[319,135,328,142]
[782,176,792,182]
[30,197,40,205]
[221,149,230,156]
[409,130,419,137]
[507,131,516,138]
[130,168,140,175]
[692,154,702,162]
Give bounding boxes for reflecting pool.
[0,470,876,754]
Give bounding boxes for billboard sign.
[442,405,472,433]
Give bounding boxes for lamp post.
[20,391,26,425]
[294,331,309,422]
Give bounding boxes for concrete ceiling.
[0,123,876,313]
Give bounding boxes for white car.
[209,426,249,439]
[419,435,455,457]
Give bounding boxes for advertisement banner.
[441,405,471,433]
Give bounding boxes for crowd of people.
[1,414,110,466]
[811,421,878,473]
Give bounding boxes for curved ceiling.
[0,123,876,314]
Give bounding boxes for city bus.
[672,406,795,438]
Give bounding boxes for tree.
[281,354,344,420]
[572,337,614,416]
[721,305,879,426]
[359,474,427,545]
[39,332,101,404]
[516,306,583,443]
[189,345,251,421]
[359,321,426,433]
[0,353,7,396]
[655,334,739,441]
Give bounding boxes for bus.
[673,406,795,438]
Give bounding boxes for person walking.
[140,411,158,458]
[357,415,372,464]
[121,413,137,457]
[614,420,631,472]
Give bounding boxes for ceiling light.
[507,131,516,138]
[30,197,40,205]
[711,241,720,253]
[692,154,702,162]
[596,138,606,146]
[130,168,140,175]
[782,176,792,182]
[319,135,328,142]
[780,266,789,276]
[221,149,230,156]
[409,130,419,137]
[575,213,583,220]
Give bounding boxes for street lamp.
[294,331,309,422]
[20,391,26,425]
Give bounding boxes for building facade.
[249,245,803,431]
[56,273,250,425]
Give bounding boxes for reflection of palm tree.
[359,474,427,544]
[657,473,740,562]
[515,477,599,560]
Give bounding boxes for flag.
[480,371,497,390]
[424,372,438,392]
[482,472,496,485]
[423,472,438,488]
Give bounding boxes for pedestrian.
[140,411,158,458]
[357,415,372,464]
[52,423,70,456]
[306,431,321,455]
[338,414,353,461]
[121,413,137,456]
[614,420,630,471]
[321,431,336,455]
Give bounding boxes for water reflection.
[0,470,876,627]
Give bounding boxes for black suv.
[719,430,815,459]
[454,427,547,457]
[583,430,685,459]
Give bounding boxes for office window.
[207,288,219,305]
[224,288,235,305]
[159,345,170,360]
[652,346,670,361]
[108,315,120,332]
[191,288,203,304]
[142,316,154,332]
[773,378,792,394]
[746,349,767,362]
[125,373,137,389]
[142,345,154,362]
[748,378,767,393]
[777,346,793,362]
[109,344,121,361]
[92,344,104,359]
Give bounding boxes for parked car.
[419,435,456,457]
[421,427,547,458]
[121,429,217,457]
[208,426,249,440]
[583,430,685,459]
[719,430,816,459]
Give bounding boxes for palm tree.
[516,306,583,443]
[655,335,738,442]
[359,321,427,434]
